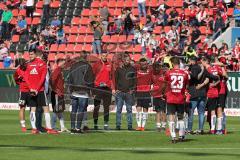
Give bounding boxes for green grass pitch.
[0,110,240,160]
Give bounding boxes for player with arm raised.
[165,57,189,143]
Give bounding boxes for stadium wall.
[0,70,240,116]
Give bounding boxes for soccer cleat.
[171,138,177,144]
[70,129,77,134]
[21,127,27,132]
[178,136,185,142]
[115,126,121,130]
[165,128,170,136]
[135,127,142,131]
[216,130,223,135]
[210,130,216,135]
[140,127,145,131]
[94,125,98,130]
[60,128,70,133]
[47,129,59,135]
[75,129,83,134]
[83,126,90,132]
[31,129,39,134]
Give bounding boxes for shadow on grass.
[0,144,240,157]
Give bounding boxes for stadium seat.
[74,44,83,52]
[113,9,121,16]
[85,27,93,35]
[76,35,85,43]
[10,18,17,25]
[80,17,90,26]
[174,0,183,7]
[84,35,94,43]
[118,35,127,43]
[90,9,100,16]
[81,9,90,17]
[36,1,43,9]
[116,1,124,8]
[102,35,110,43]
[91,1,100,8]
[48,53,55,61]
[71,17,81,26]
[227,8,234,16]
[50,44,58,53]
[32,17,41,25]
[82,44,92,52]
[56,53,65,59]
[110,35,119,43]
[19,9,26,16]
[108,1,116,8]
[70,26,79,35]
[12,35,20,43]
[133,45,142,53]
[25,17,32,26]
[12,9,18,17]
[78,26,88,35]
[63,26,71,34]
[50,1,60,8]
[66,44,75,52]
[68,35,77,43]
[58,44,67,53]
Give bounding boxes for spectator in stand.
[196,0,208,6]
[99,1,110,35]
[50,16,61,29]
[184,0,197,8]
[168,7,179,26]
[137,0,146,18]
[0,42,8,60]
[156,0,170,12]
[56,25,65,44]
[42,0,50,29]
[191,25,201,49]
[115,54,136,130]
[8,0,21,9]
[90,21,103,54]
[143,15,154,32]
[196,4,207,25]
[179,24,190,50]
[124,8,138,35]
[233,3,240,27]
[12,15,27,35]
[28,33,39,50]
[155,9,168,26]
[26,0,35,18]
[167,25,179,43]
[189,4,198,26]
[213,12,225,39]
[0,6,13,40]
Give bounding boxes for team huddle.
[14,48,228,143]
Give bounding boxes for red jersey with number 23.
[165,68,189,104]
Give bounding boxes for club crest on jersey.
[30,68,38,74]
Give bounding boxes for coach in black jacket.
[114,54,136,130]
[67,51,94,134]
[187,56,219,134]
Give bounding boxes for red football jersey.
[14,67,29,92]
[217,66,227,95]
[165,68,189,104]
[25,57,47,92]
[152,72,166,98]
[207,65,221,98]
[136,68,152,92]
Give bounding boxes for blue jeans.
[115,92,134,128]
[188,97,206,131]
[71,96,88,129]
[92,40,102,54]
[138,2,146,18]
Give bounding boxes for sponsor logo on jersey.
[30,68,38,75]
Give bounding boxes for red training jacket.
[14,67,29,92]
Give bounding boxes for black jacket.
[189,64,219,99]
[115,64,136,93]
[67,59,95,95]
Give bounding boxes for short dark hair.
[15,58,27,70]
[170,57,180,65]
[139,57,147,63]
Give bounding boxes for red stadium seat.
[116,1,124,8]
[78,26,88,34]
[70,26,79,35]
[102,35,110,43]
[19,10,26,16]
[10,18,17,25]
[84,35,94,43]
[56,53,65,59]
[82,44,92,52]
[90,9,99,16]
[58,44,67,53]
[25,17,32,25]
[91,1,100,8]
[133,45,142,53]
[12,35,19,43]
[80,17,90,26]
[68,35,77,43]
[48,53,55,61]
[175,0,183,7]
[66,44,75,52]
[118,35,127,43]
[32,17,41,25]
[12,9,18,17]
[108,1,116,8]
[113,9,121,16]
[74,44,83,52]
[86,27,93,35]
[110,35,119,43]
[127,35,134,42]
[50,44,58,53]
[76,35,85,43]
[36,1,43,9]
[81,9,90,17]
[227,8,234,16]
[50,1,60,8]
[63,26,71,34]
[72,17,81,26]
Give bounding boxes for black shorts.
[28,91,48,107]
[218,94,227,108]
[93,87,112,107]
[51,91,65,113]
[18,92,30,107]
[136,92,151,108]
[153,98,166,112]
[166,103,184,117]
[206,98,218,111]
